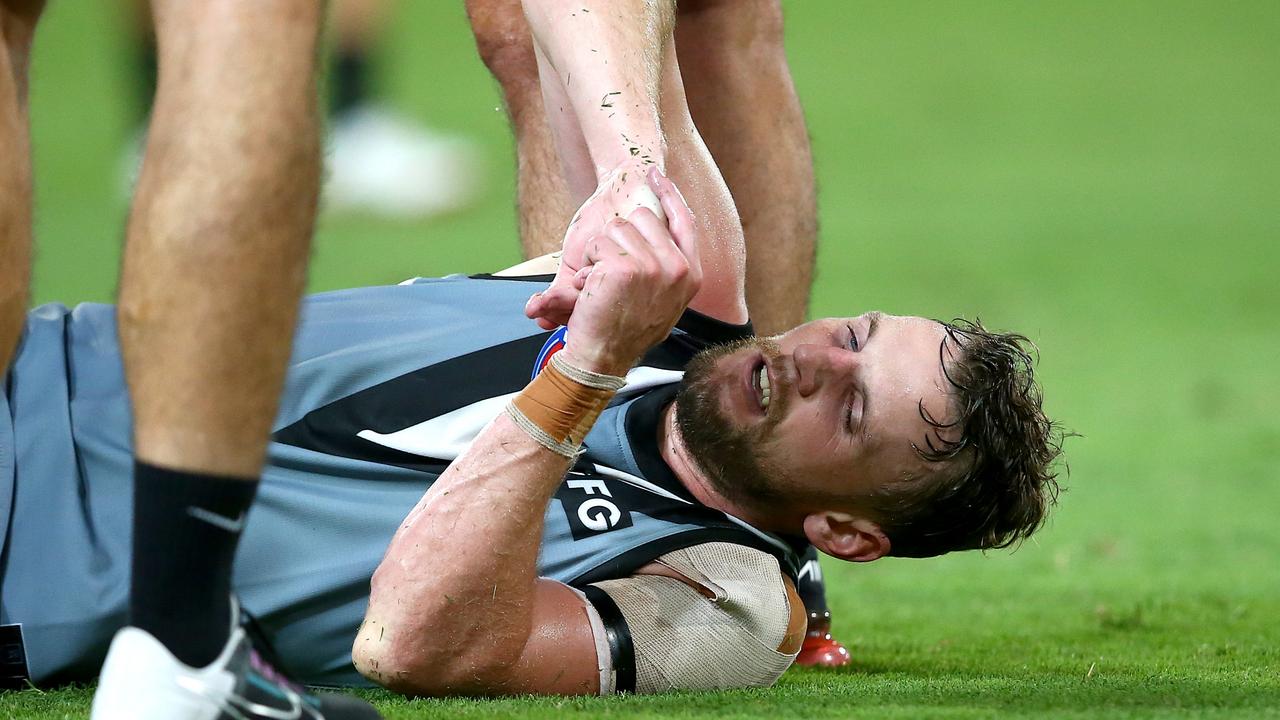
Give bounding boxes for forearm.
[360,413,572,693]
[517,2,749,326]
[521,0,674,176]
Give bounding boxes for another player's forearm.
[521,0,674,176]
[358,414,574,694]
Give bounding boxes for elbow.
[351,627,392,690]
[351,619,422,695]
[352,616,524,697]
[352,625,456,696]
[357,561,531,695]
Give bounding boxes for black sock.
[130,462,258,668]
[331,49,371,118]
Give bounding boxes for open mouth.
[752,357,772,413]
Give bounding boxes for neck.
[659,401,788,533]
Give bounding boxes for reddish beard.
[675,336,791,514]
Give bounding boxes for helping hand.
[525,158,668,331]
[535,167,702,376]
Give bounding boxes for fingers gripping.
[648,168,700,267]
[529,168,699,332]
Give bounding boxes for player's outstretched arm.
[516,0,749,328]
[354,170,701,696]
[520,0,671,189]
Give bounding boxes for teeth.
[758,365,771,410]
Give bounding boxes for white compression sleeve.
[587,543,800,693]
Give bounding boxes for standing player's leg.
[326,0,482,218]
[119,0,322,662]
[94,1,378,718]
[467,0,576,255]
[0,0,41,375]
[675,0,816,336]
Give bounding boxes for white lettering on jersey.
[567,478,623,531]
[578,498,622,531]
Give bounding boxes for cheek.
[772,410,848,458]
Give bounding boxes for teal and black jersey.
[0,274,806,687]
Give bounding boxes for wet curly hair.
[871,319,1065,558]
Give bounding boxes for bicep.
[484,579,606,696]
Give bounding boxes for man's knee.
[465,0,539,95]
[0,0,43,23]
[0,0,44,58]
[149,0,323,58]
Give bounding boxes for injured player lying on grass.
[0,171,1061,696]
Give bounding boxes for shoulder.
[492,253,561,277]
[586,542,805,693]
[649,542,804,650]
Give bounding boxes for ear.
[803,512,890,563]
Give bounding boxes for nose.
[792,343,857,397]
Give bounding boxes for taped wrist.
[506,353,626,457]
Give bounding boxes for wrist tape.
[507,353,627,458]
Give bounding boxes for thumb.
[525,291,545,319]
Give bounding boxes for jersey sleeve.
[582,542,804,694]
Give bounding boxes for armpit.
[586,542,803,693]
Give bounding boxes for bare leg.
[467,0,574,255]
[114,0,323,672]
[93,3,380,715]
[332,0,393,52]
[121,0,323,477]
[0,0,41,374]
[330,0,391,114]
[675,0,816,335]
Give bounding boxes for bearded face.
[671,314,961,531]
[674,336,792,515]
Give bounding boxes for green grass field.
[6,1,1280,718]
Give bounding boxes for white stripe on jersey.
[357,366,684,461]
